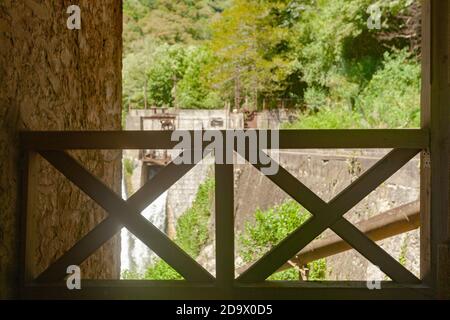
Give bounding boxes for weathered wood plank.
[19,151,39,285]
[20,281,433,300]
[215,159,235,290]
[423,0,450,291]
[20,129,429,150]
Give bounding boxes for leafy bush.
[239,200,327,281]
[123,158,135,176]
[144,178,215,280]
[356,49,420,128]
[144,260,183,280]
[283,107,364,129]
[121,269,142,280]
[284,49,420,129]
[175,178,215,257]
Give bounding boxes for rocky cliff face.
[0,0,122,298]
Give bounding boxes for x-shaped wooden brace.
[236,148,422,284]
[35,150,214,283]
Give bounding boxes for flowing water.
[120,178,168,277]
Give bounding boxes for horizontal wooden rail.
[237,201,420,275]
[20,281,433,300]
[20,130,429,300]
[20,129,429,150]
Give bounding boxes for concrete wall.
[126,108,244,131]
[0,1,122,298]
[255,110,297,129]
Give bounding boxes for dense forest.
[123,0,421,128]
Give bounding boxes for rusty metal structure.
[139,108,176,167]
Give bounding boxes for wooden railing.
[19,130,433,299]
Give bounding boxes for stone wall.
[0,1,122,298]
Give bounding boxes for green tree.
[122,37,159,109]
[207,0,305,109]
[146,44,188,107]
[176,47,222,108]
[207,0,264,108]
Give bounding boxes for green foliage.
[176,47,222,108]
[123,43,220,109]
[207,0,265,105]
[121,269,142,280]
[285,49,420,129]
[123,158,135,176]
[175,178,215,257]
[268,269,299,281]
[146,44,189,107]
[282,0,421,128]
[398,234,409,267]
[239,200,327,280]
[122,37,160,108]
[123,0,228,110]
[123,0,229,53]
[207,0,306,107]
[144,260,183,280]
[123,0,422,123]
[144,178,215,280]
[356,49,420,128]
[283,107,364,129]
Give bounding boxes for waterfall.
[120,177,168,277]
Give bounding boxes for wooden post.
[421,0,450,295]
[420,0,432,286]
[20,151,40,286]
[215,156,234,297]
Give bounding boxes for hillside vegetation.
[123,0,421,127]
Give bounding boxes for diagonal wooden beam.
[331,218,420,283]
[250,157,328,214]
[326,149,421,283]
[38,150,214,282]
[35,216,121,283]
[237,149,420,283]
[35,155,198,283]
